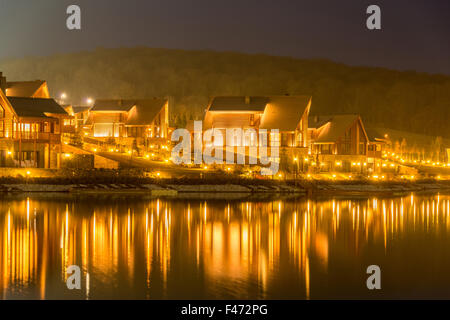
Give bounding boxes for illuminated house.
[203,96,311,165]
[0,76,68,168]
[308,114,370,172]
[84,98,169,149]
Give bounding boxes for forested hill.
[1,47,449,137]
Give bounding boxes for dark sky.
[0,0,449,74]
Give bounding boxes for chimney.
[245,96,250,104]
[0,72,6,94]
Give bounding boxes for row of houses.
[202,96,386,173]
[0,71,389,172]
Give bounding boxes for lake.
[1,192,450,299]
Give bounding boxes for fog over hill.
[1,47,449,138]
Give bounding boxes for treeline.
[1,47,449,137]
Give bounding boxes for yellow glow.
[64,153,71,158]
[204,166,208,170]
[335,162,342,166]
[26,171,31,175]
[7,151,12,155]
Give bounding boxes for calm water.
[1,192,450,300]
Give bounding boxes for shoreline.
[0,180,449,198]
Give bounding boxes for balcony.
[12,132,61,143]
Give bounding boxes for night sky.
[0,0,449,74]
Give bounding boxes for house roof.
[7,97,68,118]
[312,114,363,143]
[126,99,167,125]
[89,98,167,126]
[365,127,387,142]
[72,106,92,114]
[208,96,269,112]
[259,96,311,131]
[6,81,46,97]
[91,99,136,112]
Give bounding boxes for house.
[203,96,311,168]
[0,77,68,168]
[308,114,370,172]
[83,98,169,151]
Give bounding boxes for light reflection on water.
[1,193,450,299]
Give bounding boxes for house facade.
[308,114,374,172]
[203,96,311,169]
[0,74,68,168]
[83,98,169,152]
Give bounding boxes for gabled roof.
[72,106,92,114]
[208,96,269,112]
[126,99,167,125]
[8,97,68,118]
[308,115,334,129]
[91,100,136,112]
[6,80,47,98]
[365,127,388,142]
[89,98,167,126]
[260,96,311,131]
[312,114,366,143]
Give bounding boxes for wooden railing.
[12,132,61,143]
